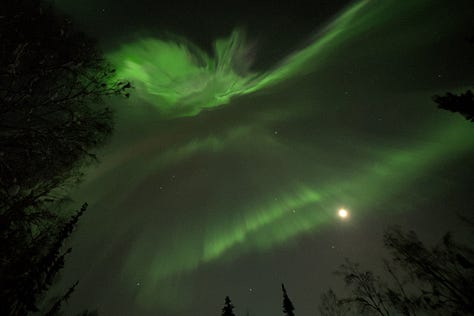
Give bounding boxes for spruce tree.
[0,0,130,314]
[221,296,236,316]
[434,90,474,122]
[282,283,295,316]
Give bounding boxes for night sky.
[50,1,473,315]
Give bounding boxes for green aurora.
[107,0,374,118]
[51,0,474,314]
[119,120,473,310]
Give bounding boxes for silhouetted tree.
[434,90,474,122]
[282,283,295,316]
[0,0,130,315]
[319,289,353,316]
[333,260,393,316]
[222,296,236,316]
[320,226,474,315]
[0,0,129,212]
[433,36,473,123]
[44,280,79,316]
[2,203,87,315]
[384,227,474,314]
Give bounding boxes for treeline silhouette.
[220,283,296,316]
[220,225,474,316]
[434,35,474,122]
[0,0,129,314]
[434,90,474,122]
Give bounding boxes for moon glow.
[338,209,349,219]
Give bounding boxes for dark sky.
[50,1,474,315]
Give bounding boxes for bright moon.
[338,208,349,219]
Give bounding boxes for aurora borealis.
[106,0,370,118]
[51,0,473,315]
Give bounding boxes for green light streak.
[202,186,322,262]
[102,2,474,311]
[54,0,473,313]
[202,122,474,262]
[108,0,370,118]
[246,0,370,93]
[127,120,473,311]
[108,30,260,117]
